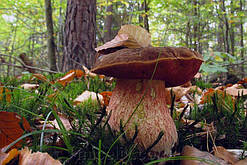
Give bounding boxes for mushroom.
[91,47,203,156]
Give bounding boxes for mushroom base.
[107,79,178,155]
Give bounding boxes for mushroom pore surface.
[107,79,178,155]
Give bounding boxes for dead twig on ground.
[0,53,60,74]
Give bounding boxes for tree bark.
[103,1,113,42]
[143,0,149,32]
[192,0,198,51]
[62,0,96,71]
[230,0,235,56]
[240,0,245,77]
[221,0,230,54]
[138,0,149,32]
[57,0,65,72]
[45,0,57,71]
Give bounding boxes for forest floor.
[0,70,247,165]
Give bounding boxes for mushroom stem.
[107,79,178,155]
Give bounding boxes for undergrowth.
[176,90,247,153]
[0,73,247,164]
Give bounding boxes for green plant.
[191,93,246,148]
[200,50,242,76]
[195,80,212,90]
[2,72,247,164]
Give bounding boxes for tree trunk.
[45,0,57,71]
[138,0,149,32]
[192,0,198,51]
[240,0,245,77]
[143,0,149,32]
[216,24,224,52]
[62,0,96,71]
[103,1,113,42]
[221,0,230,54]
[185,21,190,47]
[57,0,65,72]
[230,0,235,56]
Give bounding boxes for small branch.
[1,62,23,69]
[0,54,61,74]
[1,62,60,74]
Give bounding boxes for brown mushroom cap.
[91,47,203,87]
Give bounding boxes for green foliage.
[195,80,212,90]
[1,71,247,164]
[0,0,247,162]
[0,0,66,75]
[0,73,163,164]
[175,91,247,152]
[1,0,247,78]
[200,50,241,75]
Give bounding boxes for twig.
[0,54,60,74]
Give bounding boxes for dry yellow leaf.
[19,147,61,165]
[181,145,229,165]
[21,84,39,90]
[0,86,4,101]
[73,90,103,105]
[118,24,151,48]
[95,24,151,52]
[0,148,19,165]
[32,74,48,82]
[235,158,247,165]
[213,146,239,164]
[225,84,247,97]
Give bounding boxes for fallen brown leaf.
[213,146,238,164]
[73,90,103,105]
[165,85,202,105]
[165,87,189,105]
[225,84,247,97]
[234,158,247,165]
[52,113,72,131]
[237,77,247,85]
[0,85,11,103]
[19,147,61,165]
[0,148,18,165]
[32,74,48,82]
[95,33,128,53]
[82,65,105,79]
[0,112,32,149]
[100,91,112,106]
[21,84,39,90]
[200,88,235,105]
[95,24,151,53]
[57,70,84,87]
[181,145,229,165]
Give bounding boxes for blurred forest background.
[0,0,246,83]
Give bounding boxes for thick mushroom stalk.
[107,79,178,155]
[92,46,203,155]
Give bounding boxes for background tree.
[45,0,57,71]
[0,0,246,79]
[103,1,113,42]
[62,0,96,71]
[138,0,150,32]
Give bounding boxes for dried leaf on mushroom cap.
[118,24,151,48]
[95,24,151,54]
